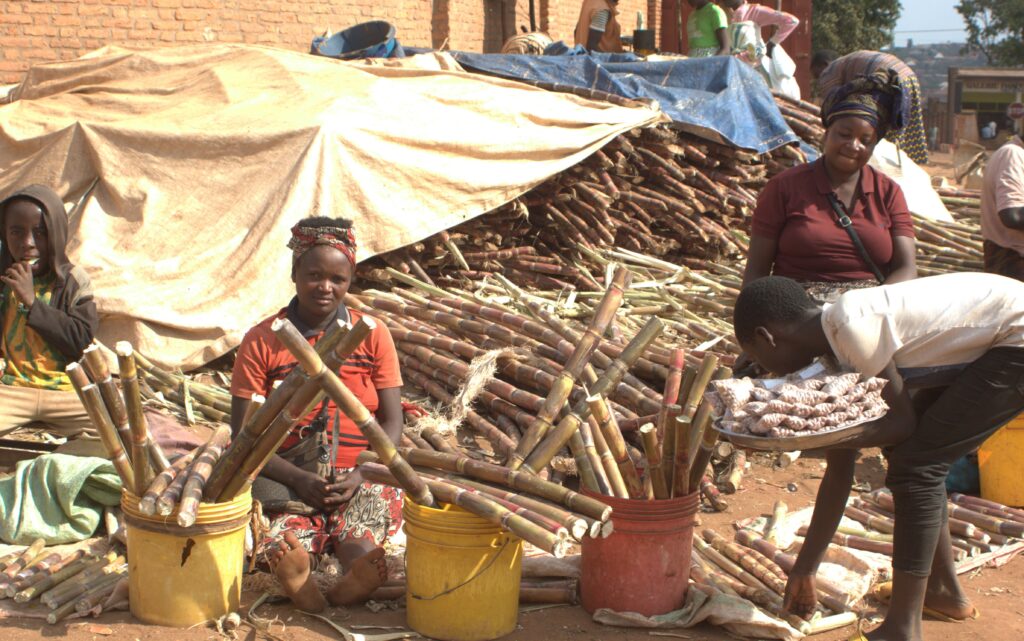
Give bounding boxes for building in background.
[947,68,1024,147]
[0,0,661,85]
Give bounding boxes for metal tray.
[712,415,878,452]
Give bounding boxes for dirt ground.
[3,450,1023,641]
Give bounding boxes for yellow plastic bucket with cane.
[978,413,1024,507]
[403,498,523,641]
[121,489,252,626]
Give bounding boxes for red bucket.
[580,490,699,616]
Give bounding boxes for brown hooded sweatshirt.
[0,184,98,362]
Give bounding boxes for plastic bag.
[763,44,801,101]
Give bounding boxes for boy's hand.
[1,262,35,308]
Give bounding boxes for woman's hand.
[291,469,332,511]
[325,469,364,507]
[783,573,818,619]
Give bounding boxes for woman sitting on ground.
[230,217,404,611]
[742,69,917,304]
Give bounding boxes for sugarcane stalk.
[67,367,135,490]
[362,448,612,521]
[520,317,664,473]
[692,537,775,594]
[587,394,644,499]
[586,414,625,498]
[638,423,664,499]
[157,456,197,516]
[450,477,590,541]
[273,317,434,507]
[843,501,892,532]
[686,366,731,491]
[14,552,107,603]
[700,475,728,511]
[951,492,1024,523]
[720,449,746,494]
[81,343,134,461]
[703,528,787,595]
[41,556,125,609]
[203,319,351,501]
[511,266,629,469]
[48,571,123,624]
[570,416,608,494]
[176,424,232,526]
[114,343,160,494]
[1,539,45,579]
[764,500,787,546]
[797,526,893,555]
[139,449,198,515]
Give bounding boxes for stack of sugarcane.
[0,542,126,624]
[357,122,807,294]
[133,352,233,425]
[936,187,981,222]
[773,92,824,149]
[912,213,983,276]
[781,488,1021,567]
[691,527,858,636]
[66,343,170,496]
[635,351,735,510]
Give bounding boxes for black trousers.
[886,347,1024,576]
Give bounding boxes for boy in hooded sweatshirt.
[0,184,98,436]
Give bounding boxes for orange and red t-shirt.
[230,303,402,468]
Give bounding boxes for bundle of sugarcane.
[773,92,824,148]
[867,489,1024,544]
[12,550,115,604]
[357,122,806,294]
[132,350,233,425]
[935,187,981,221]
[912,213,983,276]
[358,447,613,542]
[45,557,127,624]
[66,345,170,495]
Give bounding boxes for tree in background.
[957,1,1024,66]
[812,0,902,55]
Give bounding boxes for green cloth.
[0,453,122,545]
[687,3,728,50]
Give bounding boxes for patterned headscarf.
[820,68,909,139]
[287,222,357,267]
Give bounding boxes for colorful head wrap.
[820,68,909,139]
[287,222,357,267]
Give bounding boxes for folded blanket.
[0,453,122,544]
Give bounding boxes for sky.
[893,0,969,45]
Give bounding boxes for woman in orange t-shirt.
[230,217,402,612]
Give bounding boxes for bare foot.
[924,590,978,621]
[326,547,388,606]
[269,532,327,612]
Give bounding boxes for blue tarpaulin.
[451,52,799,154]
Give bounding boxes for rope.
[408,348,520,438]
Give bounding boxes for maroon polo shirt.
[751,159,915,282]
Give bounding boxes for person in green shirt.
[687,0,730,57]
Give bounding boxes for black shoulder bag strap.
[825,193,886,285]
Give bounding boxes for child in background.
[0,185,98,436]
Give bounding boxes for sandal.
[871,581,980,622]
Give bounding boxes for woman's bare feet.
[326,547,388,606]
[269,532,327,612]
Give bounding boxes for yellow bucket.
[979,413,1024,507]
[121,489,252,627]
[403,498,522,641]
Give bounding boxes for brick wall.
[0,1,657,85]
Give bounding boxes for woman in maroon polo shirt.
[743,69,917,303]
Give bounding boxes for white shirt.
[821,273,1024,382]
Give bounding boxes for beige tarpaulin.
[0,44,662,369]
